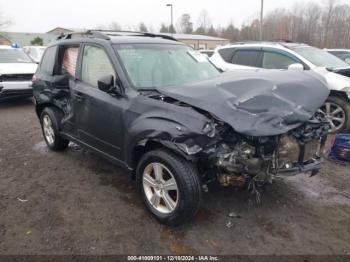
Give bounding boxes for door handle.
[73,91,85,102]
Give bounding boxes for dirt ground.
[0,98,349,255]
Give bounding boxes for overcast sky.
[1,0,348,33]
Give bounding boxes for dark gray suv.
[33,31,330,225]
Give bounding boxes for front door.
[71,44,125,160]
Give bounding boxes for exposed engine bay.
[206,116,329,190]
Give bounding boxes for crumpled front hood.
[158,70,330,136]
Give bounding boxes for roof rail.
[274,39,295,43]
[56,30,110,41]
[231,41,280,45]
[92,30,178,41]
[55,30,178,42]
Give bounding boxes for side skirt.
[61,132,133,175]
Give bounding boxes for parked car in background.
[0,45,37,101]
[211,42,350,133]
[199,49,214,57]
[23,46,46,63]
[33,31,330,225]
[326,49,350,64]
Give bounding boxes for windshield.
[0,48,33,63]
[114,44,220,89]
[292,46,349,69]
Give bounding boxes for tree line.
[98,0,350,48]
[1,0,349,48]
[159,0,350,48]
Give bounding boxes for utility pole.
[260,0,264,41]
[166,4,173,37]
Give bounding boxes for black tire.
[136,149,201,226]
[326,96,350,133]
[40,107,69,151]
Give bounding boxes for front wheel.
[136,149,201,226]
[320,96,350,133]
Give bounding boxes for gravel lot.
[0,99,349,255]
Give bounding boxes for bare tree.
[0,10,11,30]
[178,14,193,34]
[263,8,291,41]
[196,9,211,33]
[139,22,148,32]
[322,0,337,47]
[98,22,122,31]
[304,2,322,45]
[240,19,260,41]
[207,25,218,37]
[220,23,240,42]
[159,23,170,33]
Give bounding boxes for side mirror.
[288,63,304,71]
[97,74,123,96]
[345,58,350,65]
[97,75,114,92]
[53,74,69,88]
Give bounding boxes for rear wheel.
[40,107,69,151]
[136,149,201,226]
[320,96,350,133]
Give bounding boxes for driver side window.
[81,45,115,87]
[262,51,300,70]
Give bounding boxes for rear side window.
[81,45,115,87]
[262,51,299,69]
[40,46,57,75]
[218,48,235,63]
[232,50,261,67]
[62,47,79,77]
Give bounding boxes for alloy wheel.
[142,163,179,214]
[319,102,346,132]
[43,115,55,145]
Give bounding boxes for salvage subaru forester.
[32,31,330,225]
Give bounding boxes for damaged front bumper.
[212,120,329,187]
[276,158,322,177]
[276,126,328,177]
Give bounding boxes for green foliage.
[30,36,43,46]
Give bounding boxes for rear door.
[230,48,263,69]
[71,43,125,160]
[33,45,58,94]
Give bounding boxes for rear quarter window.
[218,48,235,63]
[40,46,57,75]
